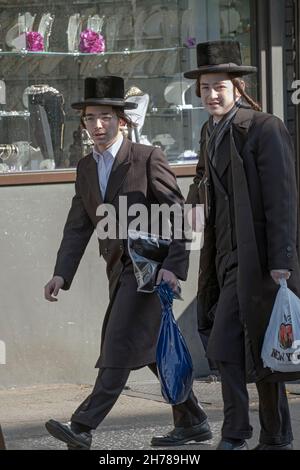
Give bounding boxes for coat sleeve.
[185,122,208,205]
[53,159,95,289]
[256,115,298,270]
[147,148,189,281]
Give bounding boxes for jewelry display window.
[0,0,255,185]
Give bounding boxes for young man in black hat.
[185,40,300,450]
[43,76,212,449]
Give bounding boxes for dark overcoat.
[187,106,300,383]
[53,138,189,368]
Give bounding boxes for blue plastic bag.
[155,282,193,404]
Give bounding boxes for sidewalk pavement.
[0,379,300,450]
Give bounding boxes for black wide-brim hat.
[184,40,257,79]
[72,76,138,110]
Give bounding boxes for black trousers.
[217,359,293,445]
[71,363,207,430]
[207,257,293,445]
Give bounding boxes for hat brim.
[71,98,138,110]
[184,64,257,79]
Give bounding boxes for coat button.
[224,196,229,201]
[286,246,292,252]
[287,253,292,258]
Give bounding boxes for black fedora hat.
[72,76,138,110]
[184,40,257,79]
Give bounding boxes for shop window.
[0,0,255,184]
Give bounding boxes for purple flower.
[26,32,44,51]
[79,29,106,53]
[185,37,196,48]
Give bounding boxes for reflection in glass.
[0,0,254,173]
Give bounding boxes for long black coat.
[53,138,189,368]
[187,106,300,383]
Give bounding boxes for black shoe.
[45,420,92,450]
[252,443,293,450]
[67,444,90,451]
[151,420,212,447]
[216,439,248,450]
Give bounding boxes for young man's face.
[199,73,240,121]
[83,105,122,150]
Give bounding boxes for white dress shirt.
[93,135,123,198]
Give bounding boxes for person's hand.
[270,270,291,285]
[44,276,65,302]
[156,269,178,292]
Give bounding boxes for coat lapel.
[214,132,231,178]
[213,105,252,179]
[231,105,254,154]
[84,153,103,208]
[209,159,227,195]
[105,138,132,203]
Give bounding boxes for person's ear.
[234,80,245,99]
[239,80,246,92]
[119,117,126,127]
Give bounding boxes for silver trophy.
[67,13,82,52]
[18,12,36,34]
[38,13,55,52]
[87,14,105,34]
[5,12,36,50]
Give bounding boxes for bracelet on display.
[0,144,18,161]
[23,84,61,108]
[23,84,60,95]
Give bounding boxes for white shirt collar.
[93,134,123,162]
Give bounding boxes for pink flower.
[79,28,106,53]
[26,32,44,51]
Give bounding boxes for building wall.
[284,0,300,247]
[284,0,297,144]
[0,177,210,389]
[256,0,298,155]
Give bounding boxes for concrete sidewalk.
[0,379,300,450]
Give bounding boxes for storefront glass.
[0,0,255,177]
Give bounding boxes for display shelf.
[2,0,141,7]
[0,163,197,186]
[0,109,204,121]
[0,0,198,181]
[0,110,30,117]
[147,106,205,117]
[0,47,182,57]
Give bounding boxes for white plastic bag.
[261,279,300,372]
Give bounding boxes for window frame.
[0,164,196,186]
